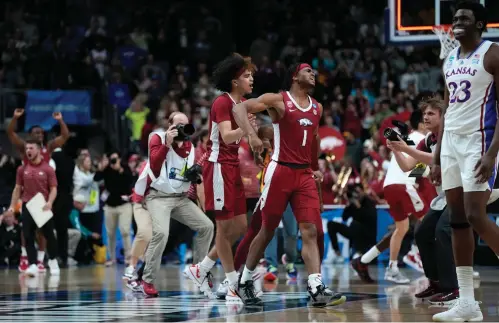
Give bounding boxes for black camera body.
[175,123,195,141]
[383,120,415,145]
[183,164,202,184]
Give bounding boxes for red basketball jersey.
[271,91,321,165]
[206,93,246,165]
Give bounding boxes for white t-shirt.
[383,131,425,187]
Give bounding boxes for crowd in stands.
[0,0,446,266]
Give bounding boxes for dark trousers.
[327,220,376,255]
[53,194,72,263]
[80,211,103,236]
[415,207,458,291]
[22,204,58,265]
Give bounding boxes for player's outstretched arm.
[47,112,70,152]
[7,109,26,151]
[232,93,282,138]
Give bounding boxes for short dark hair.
[418,95,444,114]
[25,138,41,147]
[456,0,488,34]
[28,125,43,133]
[212,53,255,93]
[410,110,423,130]
[282,63,299,91]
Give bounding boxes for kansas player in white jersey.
[432,1,499,321]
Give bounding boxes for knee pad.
[450,222,471,229]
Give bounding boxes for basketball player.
[352,111,434,284]
[232,63,345,307]
[431,2,499,321]
[183,54,257,303]
[7,108,70,273]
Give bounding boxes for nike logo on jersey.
[298,118,313,126]
[289,109,296,112]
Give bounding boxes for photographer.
[387,97,499,304]
[327,184,377,261]
[94,152,134,266]
[135,112,214,297]
[387,96,457,303]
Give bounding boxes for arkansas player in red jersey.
[232,63,346,307]
[183,53,257,303]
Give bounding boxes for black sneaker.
[429,289,459,306]
[351,257,374,283]
[238,280,263,306]
[308,285,347,307]
[415,282,441,299]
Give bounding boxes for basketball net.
[433,25,460,60]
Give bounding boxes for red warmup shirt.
[16,161,57,203]
[131,133,193,202]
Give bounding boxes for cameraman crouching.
[138,112,214,296]
[327,184,377,260]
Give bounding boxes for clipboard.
[25,192,53,228]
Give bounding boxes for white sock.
[199,256,216,272]
[308,273,323,293]
[226,271,239,286]
[240,266,255,284]
[456,266,474,301]
[361,246,380,264]
[411,244,419,253]
[37,251,45,263]
[389,260,398,269]
[21,247,27,257]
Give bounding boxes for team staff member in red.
[184,54,257,303]
[232,63,344,307]
[8,139,60,277]
[7,108,70,272]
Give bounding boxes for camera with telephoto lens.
[383,120,415,145]
[183,164,202,184]
[175,123,195,141]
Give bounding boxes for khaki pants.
[104,203,133,262]
[142,190,214,284]
[131,203,152,259]
[67,229,82,257]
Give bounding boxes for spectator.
[94,152,134,266]
[0,210,22,267]
[68,194,103,265]
[73,154,101,249]
[125,93,150,152]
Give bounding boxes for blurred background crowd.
[0,0,447,267]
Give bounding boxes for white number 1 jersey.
[443,40,497,135]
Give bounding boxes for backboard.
[385,0,499,44]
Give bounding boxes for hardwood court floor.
[0,264,498,322]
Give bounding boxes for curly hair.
[212,53,256,93]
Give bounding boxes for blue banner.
[107,83,131,111]
[24,90,92,131]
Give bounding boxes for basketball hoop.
[433,25,460,60]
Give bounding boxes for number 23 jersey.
[443,40,497,135]
[271,91,321,165]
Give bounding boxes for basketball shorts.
[441,129,498,192]
[258,161,320,230]
[203,161,246,220]
[384,184,428,222]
